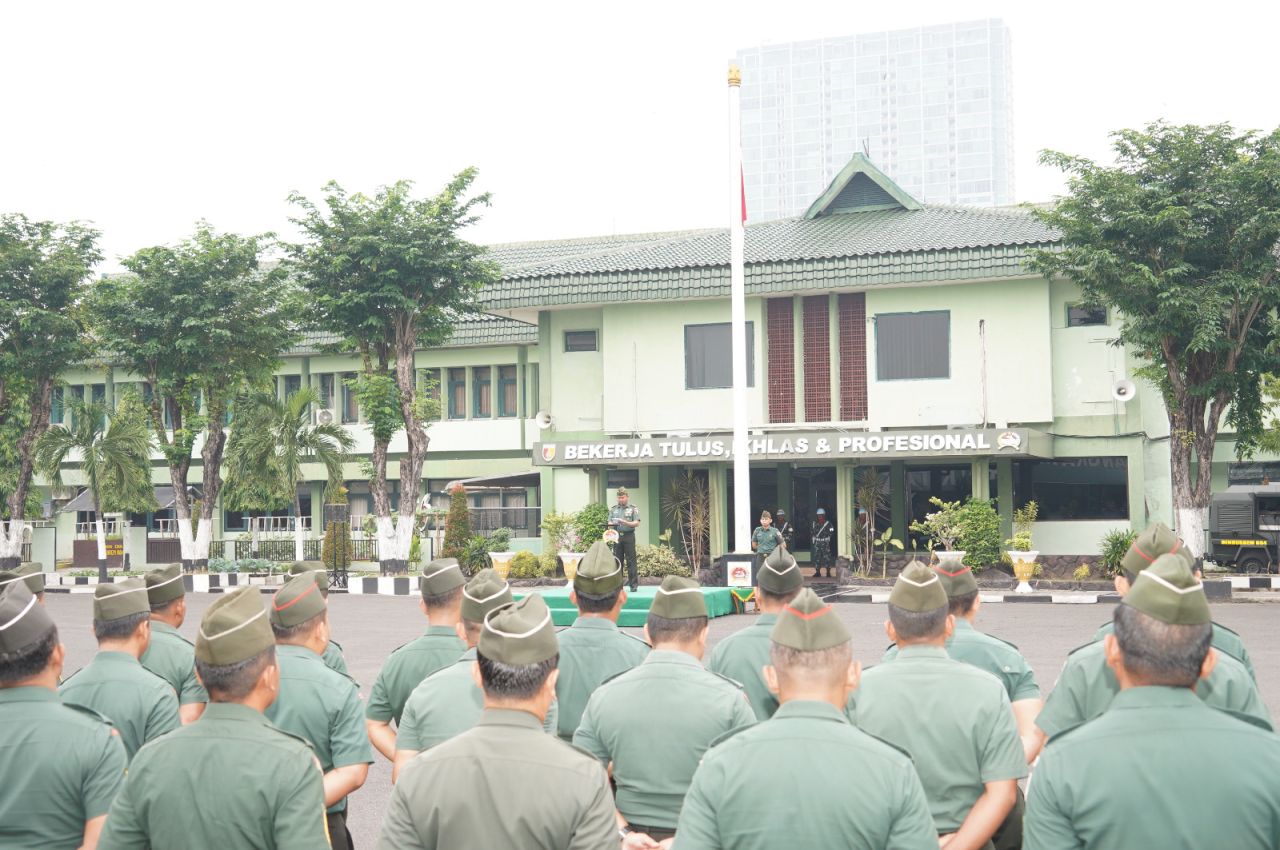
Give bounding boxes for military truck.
[1208,488,1280,573]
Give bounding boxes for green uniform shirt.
[0,687,127,850]
[555,617,650,738]
[323,637,351,680]
[397,648,559,752]
[1093,619,1256,681]
[848,645,1028,833]
[883,619,1041,703]
[750,526,783,555]
[1035,639,1271,739]
[366,625,466,724]
[140,621,208,706]
[676,700,938,850]
[574,650,755,829]
[59,652,181,761]
[265,644,373,814]
[707,612,780,720]
[98,702,328,850]
[380,708,617,850]
[1027,686,1280,849]
[609,503,640,535]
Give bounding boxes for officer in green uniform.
[379,594,617,850]
[99,586,329,850]
[677,588,937,850]
[709,545,804,719]
[849,561,1026,849]
[365,558,467,761]
[575,575,755,846]
[1090,523,1255,679]
[289,560,351,678]
[140,563,207,723]
[59,578,181,761]
[749,510,784,577]
[609,486,642,592]
[555,539,649,739]
[0,562,46,601]
[1026,555,1280,849]
[0,582,126,850]
[266,573,372,850]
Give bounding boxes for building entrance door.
[791,467,837,552]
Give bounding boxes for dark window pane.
[564,330,598,352]
[448,368,467,419]
[607,469,640,489]
[420,369,441,420]
[319,374,335,409]
[284,375,302,398]
[1067,304,1108,327]
[498,365,518,418]
[473,367,492,418]
[1012,457,1128,520]
[342,373,359,423]
[685,322,756,389]
[875,311,950,380]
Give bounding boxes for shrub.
[954,499,1002,571]
[486,527,511,552]
[538,511,581,575]
[1006,501,1039,551]
[208,557,235,573]
[508,550,545,579]
[459,535,492,575]
[1099,528,1138,576]
[1073,563,1092,581]
[322,520,352,572]
[909,497,963,552]
[637,544,692,578]
[574,503,610,547]
[441,484,472,560]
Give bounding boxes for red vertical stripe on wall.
[766,299,794,423]
[803,295,831,422]
[839,293,868,420]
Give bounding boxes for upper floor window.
[419,369,441,421]
[341,373,359,423]
[473,367,492,418]
[685,322,755,390]
[448,368,467,420]
[564,330,598,352]
[283,375,302,399]
[1066,304,1108,327]
[875,311,950,381]
[498,365,518,418]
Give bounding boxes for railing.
[249,516,311,535]
[76,520,122,538]
[420,507,541,537]
[20,543,31,562]
[223,537,380,563]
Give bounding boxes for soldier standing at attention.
[774,510,795,551]
[554,540,649,740]
[98,586,329,849]
[379,594,617,850]
[365,558,467,761]
[677,588,937,850]
[1025,555,1280,849]
[575,575,755,847]
[849,561,1026,850]
[140,563,207,723]
[59,579,181,761]
[0,582,126,850]
[290,561,351,678]
[609,486,642,592]
[0,562,47,602]
[709,546,805,720]
[749,511,783,577]
[266,573,372,850]
[811,509,834,578]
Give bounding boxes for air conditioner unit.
[316,409,335,426]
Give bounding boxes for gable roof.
[288,311,537,355]
[803,153,922,217]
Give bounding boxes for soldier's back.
[366,627,466,723]
[397,650,484,752]
[140,622,209,706]
[555,618,649,738]
[707,615,778,720]
[59,652,180,760]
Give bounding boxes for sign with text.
[534,428,1049,466]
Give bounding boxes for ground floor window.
[1013,457,1128,520]
[607,469,640,490]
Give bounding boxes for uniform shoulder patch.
[63,701,114,727]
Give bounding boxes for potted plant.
[910,498,965,569]
[1006,501,1039,593]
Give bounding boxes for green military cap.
[0,582,56,655]
[93,577,151,622]
[1123,553,1210,626]
[479,593,558,666]
[196,586,275,666]
[144,563,185,606]
[889,560,948,612]
[289,561,329,598]
[0,563,45,595]
[1120,522,1183,576]
[771,587,850,651]
[461,567,513,622]
[574,540,625,597]
[759,547,803,594]
[650,575,707,619]
[616,487,629,497]
[270,572,327,629]
[933,562,979,598]
[419,558,466,598]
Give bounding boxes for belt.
[627,823,676,840]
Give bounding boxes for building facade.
[736,18,1014,220]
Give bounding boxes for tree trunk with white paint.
[0,519,25,568]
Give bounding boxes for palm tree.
[36,395,154,580]
[223,387,353,562]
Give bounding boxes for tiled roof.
[288,312,537,355]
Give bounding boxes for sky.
[3,0,1278,271]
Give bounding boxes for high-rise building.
[737,19,1014,221]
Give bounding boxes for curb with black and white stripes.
[828,589,1122,605]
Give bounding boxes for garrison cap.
[650,575,707,619]
[93,578,151,622]
[195,586,275,666]
[574,540,625,597]
[0,582,55,655]
[270,572,327,629]
[144,563,185,606]
[759,547,804,594]
[1122,554,1210,626]
[771,587,850,651]
[479,594,558,666]
[616,487,629,497]
[0,563,45,595]
[419,558,466,598]
[1121,523,1183,576]
[889,561,948,612]
[933,562,979,597]
[289,561,329,597]
[461,568,513,622]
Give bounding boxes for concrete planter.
[1009,551,1040,593]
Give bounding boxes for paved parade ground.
[43,592,1280,848]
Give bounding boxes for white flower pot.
[1009,550,1039,593]
[935,550,967,570]
[487,551,516,580]
[559,551,586,581]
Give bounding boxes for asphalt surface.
[44,592,1280,848]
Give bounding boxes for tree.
[35,395,155,579]
[1031,122,1280,555]
[222,386,353,561]
[0,215,101,567]
[88,223,297,568]
[288,172,498,572]
[440,483,471,561]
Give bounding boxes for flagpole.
[728,65,751,554]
